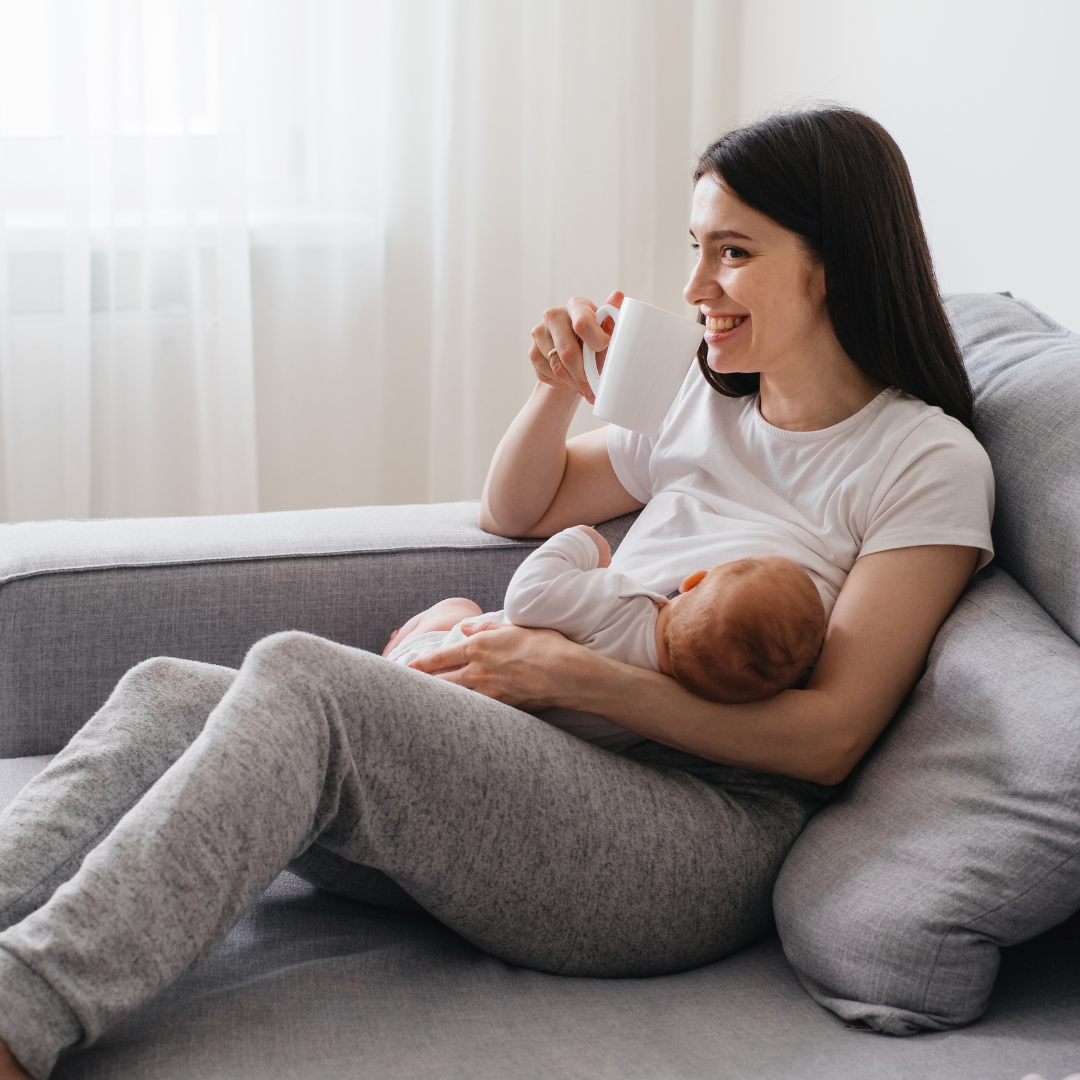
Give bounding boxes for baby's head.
[661,556,825,703]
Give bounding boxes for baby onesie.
[386,527,668,749]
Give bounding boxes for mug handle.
[582,304,621,397]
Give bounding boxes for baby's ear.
[679,570,708,593]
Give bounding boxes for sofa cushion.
[0,502,543,757]
[0,502,641,759]
[774,566,1080,1033]
[946,292,1080,644]
[52,872,1080,1080]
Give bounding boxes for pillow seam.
[965,847,1080,930]
[920,848,1080,1017]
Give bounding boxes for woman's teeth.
[706,315,746,332]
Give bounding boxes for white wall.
[737,0,1080,331]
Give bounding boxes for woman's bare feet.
[0,1037,32,1080]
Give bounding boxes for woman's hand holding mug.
[530,290,706,436]
[531,291,624,404]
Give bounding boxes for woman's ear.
[679,570,708,593]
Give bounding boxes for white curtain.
[0,0,738,522]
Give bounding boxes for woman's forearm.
[479,382,580,537]
[560,650,862,786]
[423,547,971,786]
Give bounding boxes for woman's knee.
[234,632,385,725]
[241,630,358,680]
[114,656,236,707]
[80,656,235,755]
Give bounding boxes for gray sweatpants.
[0,631,834,1078]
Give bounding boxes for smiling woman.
[0,108,998,1080]
[477,107,994,776]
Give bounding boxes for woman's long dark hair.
[693,108,974,428]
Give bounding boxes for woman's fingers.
[564,296,611,403]
[532,306,590,400]
[459,619,504,636]
[529,292,623,404]
[410,624,577,710]
[409,638,474,675]
[528,339,581,399]
[565,291,624,401]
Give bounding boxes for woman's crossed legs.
[0,631,820,1078]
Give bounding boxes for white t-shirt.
[607,372,995,619]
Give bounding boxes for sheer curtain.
[0,0,738,522]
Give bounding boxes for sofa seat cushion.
[37,869,1080,1079]
[774,567,1080,1034]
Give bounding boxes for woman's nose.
[683,261,720,308]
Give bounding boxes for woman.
[0,108,992,1079]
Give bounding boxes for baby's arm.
[381,597,483,657]
[503,526,632,642]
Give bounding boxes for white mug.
[582,298,706,437]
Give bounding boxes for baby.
[383,526,826,744]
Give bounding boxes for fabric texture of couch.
[0,292,1078,1079]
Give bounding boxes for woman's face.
[684,174,832,379]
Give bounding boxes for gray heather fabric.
[0,636,827,1078]
[946,292,1080,644]
[0,503,639,759]
[775,567,1080,1034]
[1,758,1077,1080]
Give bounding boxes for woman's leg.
[0,657,237,932]
[0,631,826,1078]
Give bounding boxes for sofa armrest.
[0,502,639,757]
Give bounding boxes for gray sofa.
[1,292,1078,1079]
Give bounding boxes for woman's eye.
[722,246,748,260]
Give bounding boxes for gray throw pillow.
[774,568,1080,1033]
[947,292,1080,643]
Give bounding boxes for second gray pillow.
[774,567,1080,1033]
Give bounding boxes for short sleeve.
[860,416,995,569]
[606,424,655,505]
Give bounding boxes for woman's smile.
[703,313,749,344]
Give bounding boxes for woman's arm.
[478,398,642,537]
[412,544,979,785]
[479,292,643,537]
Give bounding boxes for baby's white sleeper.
[386,527,667,749]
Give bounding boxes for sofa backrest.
[947,293,1080,645]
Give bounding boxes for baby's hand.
[573,524,611,568]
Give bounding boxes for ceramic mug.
[582,298,706,437]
